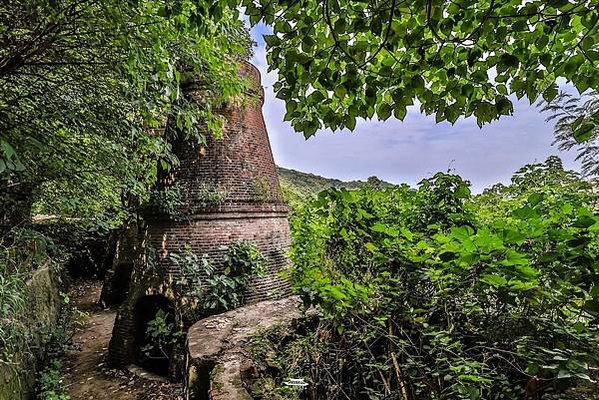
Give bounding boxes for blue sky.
[249,24,582,193]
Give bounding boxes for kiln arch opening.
[133,295,177,377]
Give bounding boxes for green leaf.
[584,299,599,314]
[0,139,16,158]
[527,193,544,206]
[364,242,378,252]
[377,103,392,121]
[393,104,407,120]
[450,226,474,241]
[372,223,388,233]
[334,85,347,99]
[515,265,539,278]
[513,206,538,220]
[573,122,595,143]
[543,85,558,102]
[263,35,281,47]
[481,274,508,287]
[455,184,471,198]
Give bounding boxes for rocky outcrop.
[185,297,301,400]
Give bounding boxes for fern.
[541,91,599,177]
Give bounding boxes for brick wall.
[108,61,293,375]
[164,61,284,213]
[147,213,291,303]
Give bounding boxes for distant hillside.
[277,166,393,208]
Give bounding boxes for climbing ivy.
[195,183,230,209]
[252,178,274,202]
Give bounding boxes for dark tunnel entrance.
[133,295,177,377]
[109,262,134,305]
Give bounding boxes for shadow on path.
[61,280,183,400]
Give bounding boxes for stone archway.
[133,295,177,377]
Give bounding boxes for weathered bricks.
[107,61,292,376]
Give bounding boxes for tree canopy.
[0,0,251,225]
[241,0,599,136]
[542,91,599,177]
[2,0,599,224]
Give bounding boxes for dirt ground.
[61,280,183,400]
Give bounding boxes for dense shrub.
[288,157,598,399]
[38,360,70,400]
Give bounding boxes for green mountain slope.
[277,166,393,209]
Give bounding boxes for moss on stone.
[0,265,64,400]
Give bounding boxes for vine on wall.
[143,182,231,219]
[252,178,273,202]
[169,241,266,312]
[195,183,229,209]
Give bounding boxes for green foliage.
[170,245,211,300]
[0,221,102,373]
[289,157,598,399]
[253,178,274,202]
[223,240,266,277]
[143,184,186,219]
[0,228,56,365]
[38,360,70,400]
[169,241,266,311]
[0,270,29,367]
[279,181,307,212]
[542,92,599,177]
[195,183,230,209]
[203,241,266,310]
[0,0,251,226]
[3,228,56,269]
[278,166,394,210]
[143,182,231,218]
[241,0,599,135]
[246,324,314,400]
[203,269,247,311]
[141,310,182,361]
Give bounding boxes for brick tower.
[106,61,291,377]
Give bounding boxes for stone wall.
[0,264,64,400]
[185,297,301,400]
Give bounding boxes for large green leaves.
[0,0,250,224]
[243,0,599,135]
[289,156,599,399]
